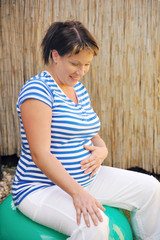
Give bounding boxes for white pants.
[18,166,160,240]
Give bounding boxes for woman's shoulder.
[19,71,54,94]
[22,71,51,87]
[17,71,54,108]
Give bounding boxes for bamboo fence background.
[0,0,160,173]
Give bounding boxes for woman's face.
[51,49,94,87]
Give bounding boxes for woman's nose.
[76,67,85,76]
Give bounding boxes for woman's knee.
[139,175,160,207]
[145,176,160,195]
[91,217,109,239]
[149,176,160,201]
[91,215,109,239]
[70,214,109,240]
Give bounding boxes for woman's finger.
[76,207,81,225]
[96,200,106,212]
[82,209,90,227]
[84,164,97,174]
[81,159,96,170]
[89,167,98,178]
[87,207,98,226]
[81,155,95,165]
[83,145,96,151]
[93,205,104,222]
[87,203,104,226]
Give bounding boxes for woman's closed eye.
[70,62,90,67]
[70,62,79,66]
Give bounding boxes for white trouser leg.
[18,186,109,240]
[88,166,160,240]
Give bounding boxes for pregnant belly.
[50,139,93,185]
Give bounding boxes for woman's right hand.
[72,188,105,227]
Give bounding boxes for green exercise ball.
[104,206,133,240]
[0,195,133,240]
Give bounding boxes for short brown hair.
[41,20,99,64]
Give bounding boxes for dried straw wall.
[0,0,160,173]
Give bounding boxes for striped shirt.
[12,71,101,206]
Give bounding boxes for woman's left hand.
[81,145,108,178]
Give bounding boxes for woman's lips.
[70,76,80,81]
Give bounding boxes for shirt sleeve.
[17,79,53,108]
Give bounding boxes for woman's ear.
[51,50,59,63]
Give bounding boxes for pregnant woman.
[12,20,160,240]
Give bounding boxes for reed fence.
[0,0,160,173]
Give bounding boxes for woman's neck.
[47,66,78,105]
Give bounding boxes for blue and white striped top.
[12,71,101,206]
